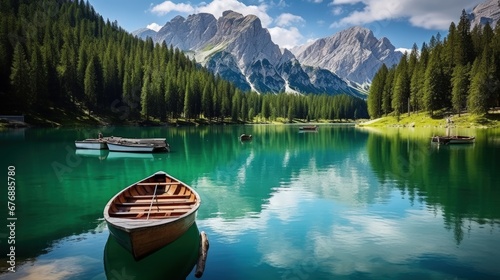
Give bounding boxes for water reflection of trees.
[177,125,370,220]
[365,128,500,244]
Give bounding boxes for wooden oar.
[146,184,159,220]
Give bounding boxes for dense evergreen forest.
[368,10,500,119]
[0,0,368,124]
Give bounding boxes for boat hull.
[106,210,197,260]
[106,142,156,152]
[299,125,318,131]
[75,140,107,149]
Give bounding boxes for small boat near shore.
[103,171,201,260]
[239,134,253,141]
[106,141,169,153]
[431,135,475,145]
[74,139,107,149]
[299,125,318,131]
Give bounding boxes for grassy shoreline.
[356,110,500,129]
[5,108,498,129]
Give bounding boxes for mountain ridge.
[134,10,397,97]
[291,26,402,86]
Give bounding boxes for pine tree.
[76,43,88,101]
[261,97,271,121]
[392,53,410,118]
[240,93,248,122]
[58,37,78,103]
[423,50,441,116]
[151,68,164,119]
[468,44,497,114]
[382,67,395,115]
[201,83,213,120]
[456,9,474,65]
[444,22,457,70]
[231,90,241,122]
[492,22,500,106]
[410,63,422,113]
[451,64,470,116]
[468,59,489,114]
[9,43,31,112]
[141,66,152,120]
[367,64,388,118]
[84,55,100,111]
[0,17,11,100]
[29,46,48,108]
[183,81,193,120]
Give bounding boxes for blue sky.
[87,0,484,51]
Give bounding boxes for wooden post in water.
[195,231,209,278]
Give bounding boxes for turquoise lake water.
[0,125,499,279]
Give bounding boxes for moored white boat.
[75,139,107,149]
[106,137,170,153]
[106,142,157,152]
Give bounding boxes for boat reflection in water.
[106,151,155,160]
[75,149,109,160]
[73,150,170,161]
[104,222,200,280]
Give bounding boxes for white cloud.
[332,7,343,16]
[269,26,304,49]
[151,1,195,16]
[146,23,162,32]
[395,47,411,54]
[330,0,484,30]
[197,0,273,27]
[151,0,273,27]
[275,13,305,27]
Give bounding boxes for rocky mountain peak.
[470,0,500,28]
[292,25,402,85]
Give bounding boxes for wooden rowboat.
[103,171,201,260]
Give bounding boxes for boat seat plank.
[119,203,193,208]
[131,199,194,204]
[136,182,179,186]
[125,194,190,199]
[110,210,187,216]
[109,213,184,218]
[117,200,195,207]
[117,205,193,211]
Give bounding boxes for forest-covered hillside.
[367,10,500,119]
[0,0,367,125]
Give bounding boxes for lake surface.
[1,125,499,280]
